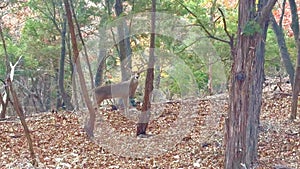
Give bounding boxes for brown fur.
[95,73,139,108]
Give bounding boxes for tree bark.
[137,0,156,136]
[225,0,276,168]
[63,0,96,137]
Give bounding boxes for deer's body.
[95,74,139,108]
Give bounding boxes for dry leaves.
[0,85,299,168]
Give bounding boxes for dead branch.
[6,57,37,166]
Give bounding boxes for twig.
[218,8,234,48]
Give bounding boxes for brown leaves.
[0,90,299,168]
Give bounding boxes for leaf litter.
[0,83,299,168]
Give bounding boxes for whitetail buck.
[94,73,140,111]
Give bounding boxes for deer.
[94,72,140,112]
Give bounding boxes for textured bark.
[271,14,294,87]
[137,0,156,136]
[64,0,96,137]
[225,0,275,168]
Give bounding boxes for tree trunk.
[291,46,300,120]
[0,18,10,118]
[70,0,94,89]
[55,69,62,111]
[58,15,74,110]
[137,0,156,136]
[288,0,300,120]
[8,77,37,166]
[7,58,37,166]
[63,0,96,137]
[225,0,275,168]
[95,50,106,87]
[43,74,52,111]
[0,82,9,119]
[66,29,79,110]
[290,35,300,119]
[115,0,132,81]
[0,16,10,74]
[270,13,295,87]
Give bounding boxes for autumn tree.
[63,0,96,137]
[225,0,276,168]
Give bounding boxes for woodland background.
[0,0,300,168]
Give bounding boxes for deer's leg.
[123,97,129,115]
[96,96,104,107]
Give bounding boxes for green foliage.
[2,0,296,103]
[20,19,59,71]
[242,20,261,36]
[264,28,297,76]
[193,70,208,90]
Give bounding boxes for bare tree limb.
[218,8,234,47]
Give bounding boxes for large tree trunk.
[137,0,156,136]
[225,0,276,168]
[64,0,96,137]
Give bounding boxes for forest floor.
[0,82,299,169]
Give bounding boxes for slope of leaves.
[0,86,299,168]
